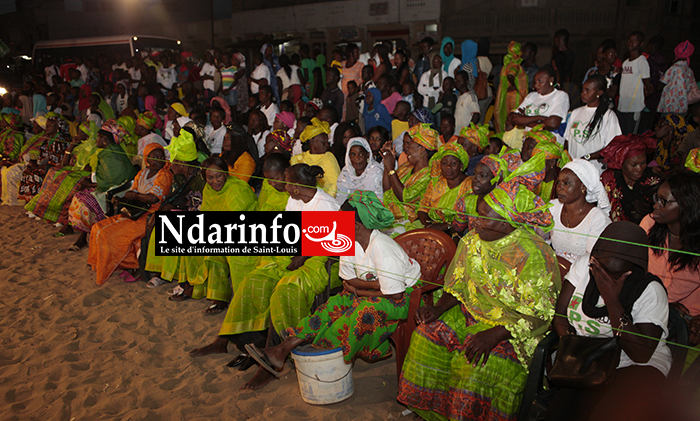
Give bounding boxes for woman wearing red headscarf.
[657,40,696,115]
[600,133,661,223]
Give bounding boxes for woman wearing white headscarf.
[335,137,384,204]
[548,159,612,273]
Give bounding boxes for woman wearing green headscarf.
[24,121,100,229]
[1,116,48,206]
[242,190,423,390]
[0,113,25,161]
[418,142,472,231]
[494,41,529,132]
[398,179,560,421]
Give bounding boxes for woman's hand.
[590,256,631,304]
[381,143,396,170]
[343,280,357,295]
[507,74,516,92]
[415,305,441,325]
[124,191,137,201]
[287,256,310,271]
[464,326,510,367]
[552,315,575,338]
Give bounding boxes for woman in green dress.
[398,179,561,421]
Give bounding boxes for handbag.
[548,334,621,389]
[118,198,151,221]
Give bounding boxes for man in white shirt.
[75,56,89,82]
[249,52,270,96]
[156,55,177,95]
[44,62,59,87]
[205,108,227,155]
[200,51,217,101]
[617,31,653,135]
[259,85,279,128]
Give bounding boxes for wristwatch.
[388,169,396,176]
[583,153,591,160]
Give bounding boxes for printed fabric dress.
[398,228,560,421]
[601,168,660,224]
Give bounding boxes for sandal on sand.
[244,344,281,378]
[204,303,228,315]
[119,270,140,283]
[67,244,83,252]
[146,277,166,288]
[169,286,192,301]
[167,285,184,296]
[227,354,248,368]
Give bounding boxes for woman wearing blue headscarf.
[363,87,392,132]
[460,39,479,90]
[440,37,461,77]
[261,43,281,105]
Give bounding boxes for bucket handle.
[296,364,353,383]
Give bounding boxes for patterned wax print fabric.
[384,161,431,222]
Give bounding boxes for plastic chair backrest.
[394,228,457,284]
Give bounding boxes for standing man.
[413,37,435,83]
[618,31,653,134]
[321,67,344,118]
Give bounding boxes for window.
[425,23,437,32]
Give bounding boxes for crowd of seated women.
[1,32,699,420]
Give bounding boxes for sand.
[0,205,410,421]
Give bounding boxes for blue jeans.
[223,89,238,107]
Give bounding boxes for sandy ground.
[0,205,409,421]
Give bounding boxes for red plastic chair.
[390,228,457,379]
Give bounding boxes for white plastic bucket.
[290,346,354,405]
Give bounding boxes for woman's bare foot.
[240,366,277,390]
[68,232,88,251]
[59,225,74,235]
[189,336,229,357]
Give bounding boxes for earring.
[293,188,300,195]
[550,82,553,86]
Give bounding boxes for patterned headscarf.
[300,117,331,143]
[275,111,296,130]
[665,113,694,137]
[459,122,490,150]
[136,111,157,131]
[267,129,294,152]
[233,52,246,69]
[479,147,522,185]
[685,148,700,172]
[484,179,553,232]
[430,142,470,176]
[411,108,433,125]
[675,40,694,63]
[348,190,394,230]
[3,113,23,130]
[32,115,48,130]
[563,159,611,215]
[101,119,128,144]
[532,141,571,167]
[78,120,98,140]
[504,41,523,66]
[504,150,546,192]
[408,123,439,151]
[308,98,324,111]
[165,128,198,162]
[600,133,657,170]
[525,124,556,145]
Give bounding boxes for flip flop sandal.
[204,303,228,315]
[169,290,191,301]
[227,354,248,368]
[146,277,166,288]
[244,344,281,378]
[167,285,184,296]
[119,271,140,283]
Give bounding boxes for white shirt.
[252,129,271,159]
[251,64,271,95]
[128,67,141,89]
[77,63,89,82]
[618,56,650,113]
[285,188,340,212]
[157,65,177,90]
[276,65,301,89]
[565,106,621,173]
[200,62,217,91]
[291,138,303,157]
[417,69,449,108]
[261,103,279,128]
[339,230,421,295]
[204,124,227,155]
[446,59,461,78]
[44,65,58,87]
[114,93,128,114]
[518,89,570,144]
[565,255,672,376]
[548,199,611,263]
[454,91,481,133]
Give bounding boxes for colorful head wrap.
[100,119,128,144]
[32,115,48,130]
[78,120,98,140]
[675,40,694,63]
[408,123,439,151]
[144,142,165,160]
[410,108,433,125]
[308,98,324,111]
[3,113,23,130]
[484,179,553,232]
[525,124,556,145]
[504,150,546,191]
[685,148,700,172]
[267,129,294,152]
[532,140,571,167]
[300,117,331,143]
[210,97,232,125]
[431,142,470,176]
[504,41,523,66]
[136,111,157,131]
[165,128,198,162]
[170,102,188,118]
[276,111,296,130]
[599,133,657,170]
[480,155,511,185]
[347,190,395,230]
[117,116,138,146]
[233,52,246,69]
[459,123,490,151]
[664,113,694,138]
[563,159,611,214]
